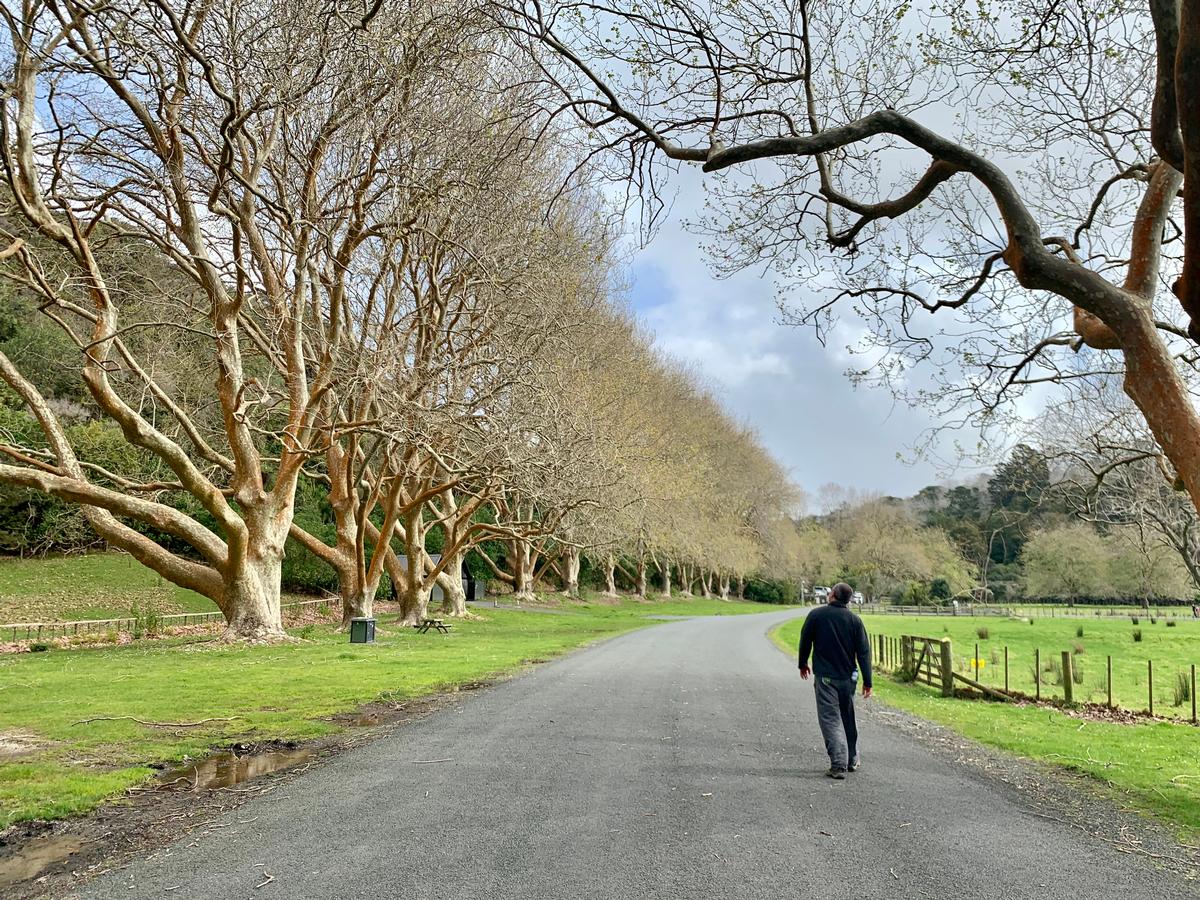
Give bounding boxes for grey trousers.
[814,675,859,770]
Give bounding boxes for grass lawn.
[0,592,786,828]
[0,553,219,622]
[858,612,1200,714]
[1007,603,1195,619]
[773,617,1200,839]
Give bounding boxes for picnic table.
[415,618,452,634]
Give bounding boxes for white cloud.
[625,171,972,498]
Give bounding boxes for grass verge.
[772,617,1200,840]
[1,594,783,828]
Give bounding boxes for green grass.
[0,593,787,827]
[773,617,1200,839]
[0,553,219,622]
[1007,603,1195,619]
[856,613,1200,713]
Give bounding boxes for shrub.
[1076,625,1085,638]
[1072,661,1085,685]
[1151,617,1158,625]
[131,601,162,640]
[976,626,989,640]
[1043,655,1063,685]
[29,642,48,652]
[1132,616,1140,625]
[1167,620,1178,628]
[298,624,316,641]
[1072,641,1085,655]
[1174,672,1192,707]
[1133,629,1143,642]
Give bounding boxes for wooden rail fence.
[874,632,1200,722]
[2,598,330,643]
[876,633,1016,702]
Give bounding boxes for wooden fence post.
[1062,651,1074,705]
[1004,646,1009,693]
[1035,649,1041,701]
[1107,655,1113,708]
[1148,659,1154,716]
[940,638,954,697]
[1192,664,1197,725]
[902,636,913,677]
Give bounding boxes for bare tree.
[498,1,1200,515]
[0,0,434,638]
[1040,380,1200,601]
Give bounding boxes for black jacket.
[798,602,872,689]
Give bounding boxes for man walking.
[798,582,872,779]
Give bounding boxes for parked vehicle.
[852,591,864,605]
[813,585,830,602]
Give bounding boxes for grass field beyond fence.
[0,553,220,623]
[862,613,1200,714]
[773,616,1200,840]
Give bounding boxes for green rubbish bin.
[349,617,376,644]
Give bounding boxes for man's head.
[829,583,854,605]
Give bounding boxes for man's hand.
[799,666,811,680]
[862,686,873,698]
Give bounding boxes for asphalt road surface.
[78,609,1198,899]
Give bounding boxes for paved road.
[79,610,1197,899]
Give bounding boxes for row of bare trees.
[0,0,803,639]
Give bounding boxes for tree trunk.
[700,570,712,598]
[635,553,647,599]
[438,547,469,617]
[736,574,745,600]
[397,509,430,626]
[220,545,287,641]
[660,561,671,598]
[680,563,693,596]
[340,587,372,628]
[603,553,618,596]
[562,547,581,599]
[718,572,731,600]
[1117,307,1200,519]
[513,540,537,603]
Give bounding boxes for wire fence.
[860,602,1200,622]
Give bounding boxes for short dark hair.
[831,583,854,604]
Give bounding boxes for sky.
[624,170,977,504]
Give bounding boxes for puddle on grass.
[160,748,316,791]
[0,835,83,889]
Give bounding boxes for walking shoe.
[825,767,847,780]
[848,758,860,772]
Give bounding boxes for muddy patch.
[0,835,83,891]
[326,682,490,729]
[0,732,50,761]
